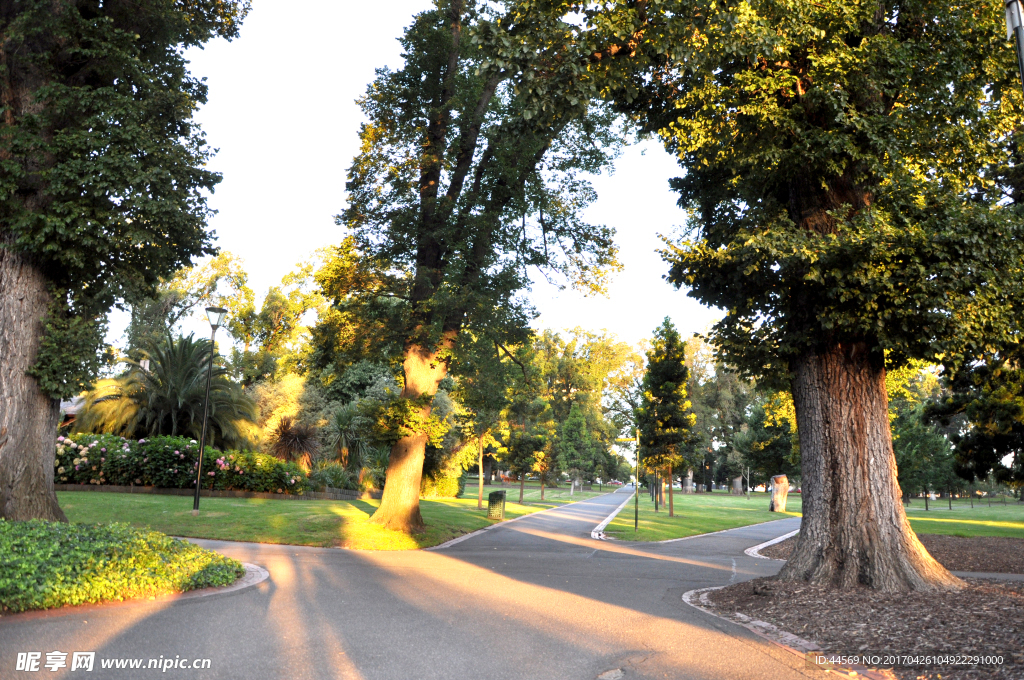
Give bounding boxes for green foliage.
[28,298,112,399]
[270,417,320,469]
[0,0,249,395]
[0,520,243,613]
[733,399,799,482]
[420,470,467,498]
[75,335,256,449]
[608,0,1024,380]
[637,318,697,471]
[325,402,370,469]
[556,402,598,483]
[341,1,624,373]
[893,404,958,496]
[307,461,357,492]
[359,393,450,448]
[54,433,310,494]
[925,351,1024,488]
[123,252,250,360]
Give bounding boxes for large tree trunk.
[667,463,674,517]
[0,246,66,522]
[768,474,789,512]
[368,339,450,532]
[482,455,493,486]
[777,341,961,591]
[682,468,692,493]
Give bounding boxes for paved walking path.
[1,488,816,680]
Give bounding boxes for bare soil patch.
[759,534,1024,575]
[705,578,1024,679]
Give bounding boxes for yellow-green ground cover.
[58,491,569,550]
[605,491,802,542]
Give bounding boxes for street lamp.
[192,306,227,515]
[1007,0,1024,93]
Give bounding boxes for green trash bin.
[487,490,506,520]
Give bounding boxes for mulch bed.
[759,535,1024,575]
[705,578,1024,679]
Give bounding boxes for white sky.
[109,0,722,349]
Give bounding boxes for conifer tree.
[636,318,697,514]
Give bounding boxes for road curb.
[0,562,268,625]
[591,491,636,540]
[681,586,895,679]
[653,516,799,544]
[744,529,800,559]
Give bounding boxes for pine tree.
[636,318,697,514]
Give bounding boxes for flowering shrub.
[55,434,310,494]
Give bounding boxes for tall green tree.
[605,0,1024,590]
[556,402,597,491]
[636,319,697,501]
[925,350,1024,489]
[0,0,247,520]
[341,2,623,531]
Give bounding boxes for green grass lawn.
[604,491,802,542]
[57,491,554,550]
[603,491,1024,541]
[459,481,614,505]
[904,499,1024,538]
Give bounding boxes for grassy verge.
[904,501,1024,538]
[0,519,244,613]
[58,491,555,550]
[459,482,613,506]
[603,492,1024,541]
[605,491,802,542]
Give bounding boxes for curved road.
[1,488,813,680]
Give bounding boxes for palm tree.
[326,402,368,469]
[271,416,320,469]
[76,335,256,448]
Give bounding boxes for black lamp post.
[192,306,227,515]
[1008,0,1024,93]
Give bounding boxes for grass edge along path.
[604,492,803,542]
[0,519,244,614]
[605,492,1024,542]
[57,490,598,551]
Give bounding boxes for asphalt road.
[1,487,815,680]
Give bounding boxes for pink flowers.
[208,471,215,477]
[57,436,65,442]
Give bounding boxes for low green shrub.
[421,470,466,498]
[54,434,310,494]
[0,520,244,613]
[307,461,357,491]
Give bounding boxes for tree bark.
[519,474,524,504]
[732,476,743,495]
[682,468,693,493]
[667,463,674,517]
[482,455,493,486]
[0,246,66,521]
[768,474,789,512]
[777,341,961,591]
[368,338,451,532]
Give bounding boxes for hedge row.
[55,434,310,495]
[0,520,244,613]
